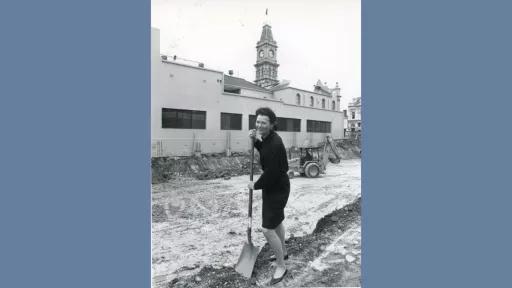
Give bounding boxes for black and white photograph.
[151,0,361,287]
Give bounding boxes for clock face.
[269,50,274,57]
[259,50,264,58]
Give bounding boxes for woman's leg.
[275,222,287,256]
[262,228,287,278]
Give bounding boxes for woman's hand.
[249,129,257,141]
[249,129,262,142]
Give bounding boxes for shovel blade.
[235,242,260,278]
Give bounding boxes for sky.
[151,0,360,110]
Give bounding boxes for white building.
[151,26,346,157]
[346,97,361,138]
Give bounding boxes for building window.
[277,117,301,132]
[332,101,336,110]
[358,122,361,128]
[352,111,356,119]
[249,114,256,130]
[162,108,206,129]
[307,120,331,133]
[296,94,301,105]
[221,112,242,130]
[322,99,325,109]
[310,96,314,107]
[224,87,241,94]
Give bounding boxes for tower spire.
[254,22,279,89]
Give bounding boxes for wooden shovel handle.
[248,139,255,243]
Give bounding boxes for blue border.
[1,1,150,287]
[363,0,512,287]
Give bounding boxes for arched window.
[296,94,301,105]
[310,96,314,107]
[322,99,325,108]
[332,101,336,110]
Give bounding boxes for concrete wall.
[152,28,346,157]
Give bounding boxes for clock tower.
[254,24,279,89]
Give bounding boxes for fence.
[152,131,334,157]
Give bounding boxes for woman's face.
[256,114,273,138]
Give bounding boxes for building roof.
[224,75,270,93]
[314,80,332,95]
[257,24,277,47]
[269,80,290,91]
[349,97,362,107]
[272,85,333,97]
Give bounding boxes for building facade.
[152,26,345,157]
[346,97,361,138]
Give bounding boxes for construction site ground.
[152,158,361,288]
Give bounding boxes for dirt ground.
[152,158,361,287]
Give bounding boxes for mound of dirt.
[313,197,361,234]
[152,139,360,184]
[152,154,262,184]
[333,139,361,160]
[167,197,361,288]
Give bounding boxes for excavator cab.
[297,146,324,178]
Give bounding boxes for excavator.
[287,135,342,178]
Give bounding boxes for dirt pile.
[152,153,262,184]
[152,140,360,184]
[333,139,361,160]
[167,197,361,288]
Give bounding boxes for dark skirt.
[261,176,290,229]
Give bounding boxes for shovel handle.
[247,139,255,243]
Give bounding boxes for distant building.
[346,97,361,138]
[151,25,345,157]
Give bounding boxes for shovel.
[235,139,260,278]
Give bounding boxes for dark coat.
[253,130,290,229]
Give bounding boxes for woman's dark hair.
[255,107,278,129]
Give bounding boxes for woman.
[248,107,290,285]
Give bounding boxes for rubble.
[152,154,262,183]
[345,254,356,263]
[152,139,361,184]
